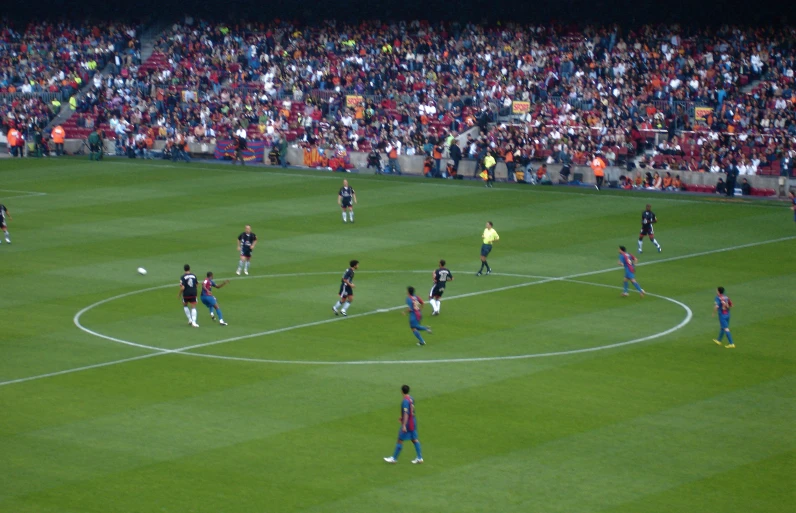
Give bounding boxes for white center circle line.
[73,270,692,365]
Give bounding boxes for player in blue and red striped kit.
[618,246,645,297]
[201,272,229,325]
[384,384,423,464]
[713,286,735,348]
[404,286,432,346]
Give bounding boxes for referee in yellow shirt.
[477,221,499,276]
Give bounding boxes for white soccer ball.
[137,267,147,275]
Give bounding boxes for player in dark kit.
[638,204,662,254]
[0,204,11,244]
[333,259,359,316]
[429,259,453,315]
[236,225,257,276]
[338,179,357,223]
[179,264,200,327]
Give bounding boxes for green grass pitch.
[0,158,794,513]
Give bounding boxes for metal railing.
[0,91,64,103]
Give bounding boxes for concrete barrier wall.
[306,149,785,190]
[61,140,785,192]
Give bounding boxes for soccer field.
[1,158,794,513]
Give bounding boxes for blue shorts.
[624,270,635,280]
[719,315,730,329]
[398,429,418,441]
[201,296,217,308]
[409,314,422,329]
[480,244,493,257]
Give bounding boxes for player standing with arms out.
[638,204,662,253]
[713,286,735,348]
[405,286,432,345]
[618,246,645,297]
[384,384,423,464]
[179,264,200,327]
[201,272,229,325]
[333,260,359,316]
[477,221,499,276]
[236,225,257,276]
[429,260,453,315]
[0,203,11,244]
[338,179,357,223]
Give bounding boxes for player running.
[713,286,735,348]
[638,204,662,253]
[201,272,229,325]
[338,179,357,223]
[618,246,645,297]
[236,225,257,276]
[384,384,423,464]
[405,286,432,346]
[179,264,200,327]
[429,259,453,315]
[0,203,11,244]
[333,260,359,316]
[476,221,499,276]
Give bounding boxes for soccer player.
[201,272,229,325]
[338,179,357,223]
[179,264,199,327]
[618,246,645,297]
[429,259,453,315]
[0,203,11,244]
[405,286,432,346]
[713,286,735,348]
[333,259,359,316]
[638,204,662,253]
[236,225,257,276]
[476,221,499,276]
[384,384,423,464]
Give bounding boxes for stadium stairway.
[45,21,169,140]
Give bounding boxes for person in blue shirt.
[618,246,645,297]
[384,384,423,464]
[201,272,229,325]
[404,286,432,346]
[713,286,735,348]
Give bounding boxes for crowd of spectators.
[16,18,793,178]
[0,21,140,98]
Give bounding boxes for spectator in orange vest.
[387,141,401,175]
[504,146,516,182]
[591,153,606,190]
[662,172,673,190]
[7,127,22,157]
[51,125,66,156]
[432,142,443,177]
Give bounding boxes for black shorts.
[430,284,445,298]
[0,222,5,230]
[89,143,100,152]
[480,244,493,257]
[341,198,352,208]
[182,295,197,304]
[338,283,353,298]
[240,248,252,258]
[640,225,654,237]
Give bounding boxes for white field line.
[0,235,792,387]
[178,284,693,365]
[0,189,48,198]
[0,354,161,387]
